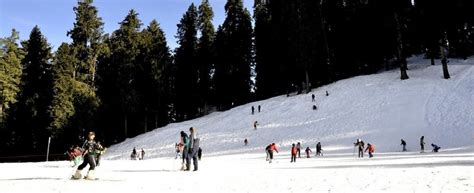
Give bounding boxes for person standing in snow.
[244,138,248,146]
[140,148,145,160]
[251,106,255,115]
[431,144,441,152]
[296,142,301,158]
[312,94,315,102]
[254,121,259,130]
[180,131,190,170]
[316,142,322,156]
[131,147,137,160]
[291,144,297,162]
[365,143,375,158]
[187,127,200,171]
[400,139,407,152]
[354,139,365,158]
[72,131,102,180]
[305,147,312,158]
[420,136,425,153]
[267,143,279,163]
[258,105,261,113]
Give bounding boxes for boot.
[85,170,95,180]
[72,170,82,179]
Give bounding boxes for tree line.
[1,0,473,158]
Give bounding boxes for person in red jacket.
[267,143,279,163]
[291,144,297,162]
[365,143,375,158]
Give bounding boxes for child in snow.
[291,144,297,162]
[72,131,102,180]
[365,143,375,158]
[175,143,182,159]
[254,121,259,130]
[131,147,137,160]
[180,131,190,170]
[316,142,323,156]
[400,139,407,152]
[305,147,312,158]
[431,144,441,152]
[296,142,301,158]
[267,143,279,163]
[354,139,365,158]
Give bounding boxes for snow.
[1,56,473,193]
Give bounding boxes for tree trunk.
[305,69,310,94]
[124,115,128,138]
[395,12,409,80]
[440,33,450,79]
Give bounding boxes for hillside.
[105,56,474,160]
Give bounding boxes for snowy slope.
[105,56,474,160]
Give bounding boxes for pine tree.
[174,4,199,121]
[7,26,53,154]
[0,29,24,127]
[197,0,215,115]
[49,43,76,143]
[214,0,253,109]
[138,20,172,131]
[105,9,143,138]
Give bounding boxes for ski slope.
[105,56,474,159]
[1,56,473,193]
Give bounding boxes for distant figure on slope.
[140,148,145,160]
[291,144,297,162]
[313,105,317,110]
[305,147,312,158]
[296,142,302,158]
[72,131,102,180]
[251,106,255,115]
[244,138,248,146]
[266,143,279,163]
[326,91,329,96]
[258,105,261,113]
[254,121,259,130]
[431,144,441,152]
[316,142,323,156]
[131,147,137,160]
[312,94,315,102]
[400,139,407,152]
[365,143,375,158]
[354,139,365,158]
[420,136,425,153]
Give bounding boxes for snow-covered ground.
[1,56,473,193]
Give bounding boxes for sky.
[0,0,253,50]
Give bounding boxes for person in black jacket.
[316,142,323,156]
[354,139,365,158]
[420,136,425,153]
[73,131,102,180]
[400,139,407,152]
[187,127,200,171]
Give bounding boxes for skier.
[131,147,137,160]
[180,131,190,170]
[254,121,259,130]
[431,144,441,152]
[72,131,102,180]
[296,142,301,158]
[305,147,312,158]
[244,138,248,146]
[291,144,297,162]
[316,142,322,156]
[420,136,425,153]
[354,139,365,158]
[265,144,271,161]
[312,94,315,102]
[140,148,145,160]
[400,139,407,152]
[187,127,200,171]
[267,143,279,163]
[251,106,255,115]
[258,105,261,113]
[365,143,375,158]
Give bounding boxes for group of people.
[130,147,146,160]
[178,127,201,171]
[402,136,440,153]
[251,105,262,115]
